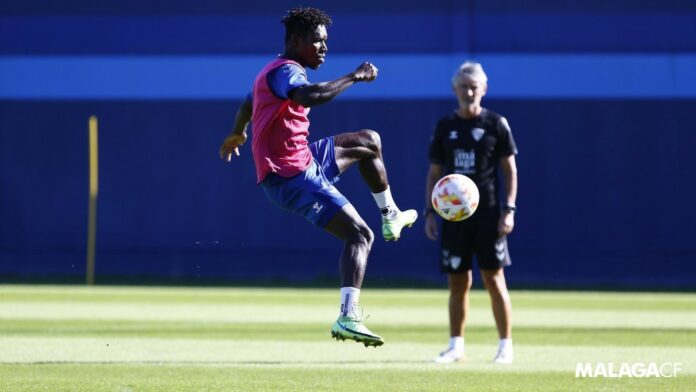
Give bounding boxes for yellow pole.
[86,115,99,285]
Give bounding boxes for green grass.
[1,285,695,391]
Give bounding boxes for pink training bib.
[251,58,312,183]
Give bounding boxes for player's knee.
[348,222,374,249]
[358,129,382,153]
[449,273,472,294]
[450,284,470,299]
[483,272,507,293]
[359,224,375,249]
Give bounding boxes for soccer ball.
[431,174,480,221]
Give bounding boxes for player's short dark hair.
[282,7,332,43]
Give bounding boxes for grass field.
[0,285,694,391]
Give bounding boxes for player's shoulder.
[265,61,309,89]
[263,58,306,75]
[480,108,511,132]
[480,108,502,123]
[271,62,306,76]
[283,61,306,73]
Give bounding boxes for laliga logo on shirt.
[575,362,683,378]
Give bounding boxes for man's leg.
[435,271,472,363]
[480,268,513,363]
[480,268,512,339]
[325,203,383,347]
[333,130,417,241]
[325,204,374,288]
[448,272,473,337]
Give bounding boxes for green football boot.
[331,315,384,347]
[382,209,418,241]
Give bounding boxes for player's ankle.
[381,207,400,220]
[339,287,360,317]
[450,336,465,353]
[498,338,512,350]
[372,186,401,217]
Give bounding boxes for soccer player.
[219,7,417,347]
[424,62,518,363]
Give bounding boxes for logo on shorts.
[442,249,461,270]
[312,202,324,214]
[449,255,462,270]
[495,241,506,261]
[449,130,459,140]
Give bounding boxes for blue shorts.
[260,137,349,228]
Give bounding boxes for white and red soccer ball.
[431,174,480,221]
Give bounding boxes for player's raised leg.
[325,203,383,347]
[333,130,417,241]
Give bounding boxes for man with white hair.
[424,61,518,364]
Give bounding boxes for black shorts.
[440,208,511,273]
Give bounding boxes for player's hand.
[353,62,378,82]
[425,213,439,241]
[498,211,515,237]
[219,132,247,162]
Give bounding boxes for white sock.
[340,287,360,317]
[449,336,464,353]
[372,186,399,217]
[499,338,513,351]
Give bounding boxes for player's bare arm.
[498,154,518,236]
[424,163,443,241]
[289,62,378,107]
[220,95,252,161]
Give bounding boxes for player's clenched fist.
[353,62,378,82]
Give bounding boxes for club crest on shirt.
[471,128,485,141]
[449,130,458,140]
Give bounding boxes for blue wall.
[2,0,696,287]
